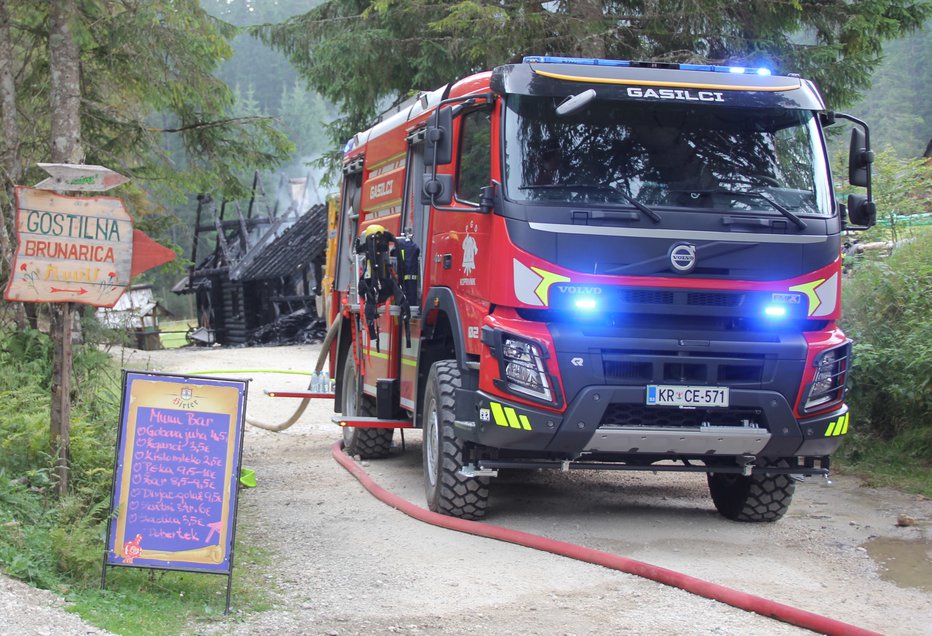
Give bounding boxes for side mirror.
[847,194,876,228]
[421,173,454,206]
[849,127,874,188]
[424,106,453,166]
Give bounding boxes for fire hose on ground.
[330,441,881,636]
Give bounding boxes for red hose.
[331,441,881,636]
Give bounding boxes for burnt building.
[173,174,327,346]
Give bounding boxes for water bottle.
[311,371,320,393]
[321,370,330,394]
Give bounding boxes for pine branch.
[149,116,276,134]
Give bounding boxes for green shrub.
[0,324,119,590]
[841,232,932,465]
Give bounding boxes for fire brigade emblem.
[462,233,478,275]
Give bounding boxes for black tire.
[422,360,489,520]
[341,354,393,459]
[707,459,796,522]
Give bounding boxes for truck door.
[398,139,427,413]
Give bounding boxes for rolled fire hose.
[331,441,882,636]
[244,313,342,432]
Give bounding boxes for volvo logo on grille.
[669,243,697,273]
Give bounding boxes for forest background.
[0,1,929,634]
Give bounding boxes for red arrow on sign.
[50,287,88,295]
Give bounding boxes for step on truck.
[325,56,876,522]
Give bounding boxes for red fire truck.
[325,56,876,522]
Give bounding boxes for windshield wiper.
[603,184,662,223]
[715,189,808,230]
[518,183,662,223]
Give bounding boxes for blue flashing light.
[342,138,356,155]
[523,55,775,76]
[574,298,598,311]
[764,304,788,318]
[523,55,631,67]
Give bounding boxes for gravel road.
[2,343,930,636]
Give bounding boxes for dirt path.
[4,343,930,635]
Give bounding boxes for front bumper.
[457,386,848,459]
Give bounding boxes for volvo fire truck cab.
[328,56,876,522]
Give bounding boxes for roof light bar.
[523,56,773,76]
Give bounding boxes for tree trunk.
[0,0,29,330]
[48,0,83,497]
[49,1,82,164]
[0,0,18,279]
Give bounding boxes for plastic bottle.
[321,370,330,393]
[311,371,320,393]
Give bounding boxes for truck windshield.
[502,95,833,218]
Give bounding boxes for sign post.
[4,165,174,496]
[102,371,249,613]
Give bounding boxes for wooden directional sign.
[35,163,130,192]
[5,187,134,307]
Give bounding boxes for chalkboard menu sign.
[103,371,248,609]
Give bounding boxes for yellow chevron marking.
[519,414,532,431]
[533,69,800,92]
[789,279,825,317]
[825,413,851,437]
[490,402,508,427]
[489,402,532,431]
[530,266,571,306]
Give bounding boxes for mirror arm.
[834,112,874,201]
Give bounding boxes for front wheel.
[422,360,489,520]
[341,354,393,459]
[707,459,796,522]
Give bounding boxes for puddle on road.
[863,536,932,592]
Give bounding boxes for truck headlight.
[803,343,851,412]
[501,336,553,402]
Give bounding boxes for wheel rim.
[425,396,439,488]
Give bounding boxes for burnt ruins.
[173,173,328,346]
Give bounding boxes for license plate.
[646,385,729,408]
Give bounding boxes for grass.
[835,429,932,498]
[0,325,274,635]
[0,463,275,636]
[67,541,275,635]
[158,319,195,349]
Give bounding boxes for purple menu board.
[105,372,247,574]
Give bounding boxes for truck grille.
[603,350,765,385]
[599,404,762,428]
[615,290,744,308]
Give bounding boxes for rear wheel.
[422,360,489,520]
[707,459,796,522]
[341,354,393,458]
